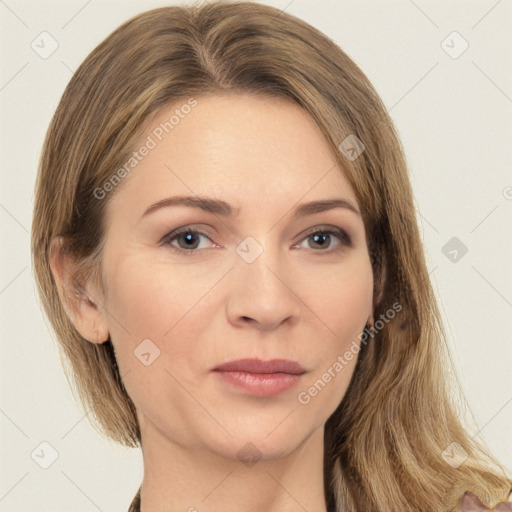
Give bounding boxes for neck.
[138,422,328,512]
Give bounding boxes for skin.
[51,93,375,512]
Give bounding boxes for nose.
[226,240,302,332]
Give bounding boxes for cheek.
[103,253,220,364]
[295,260,373,421]
[102,254,217,418]
[329,270,373,340]
[306,255,374,349]
[107,262,174,339]
[104,245,373,361]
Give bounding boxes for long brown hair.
[30,2,512,510]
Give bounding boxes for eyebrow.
[142,195,361,218]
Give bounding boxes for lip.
[211,358,306,397]
[213,358,306,374]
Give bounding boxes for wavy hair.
[30,2,512,510]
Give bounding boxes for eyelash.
[159,226,352,256]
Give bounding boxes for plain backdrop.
[1,1,511,510]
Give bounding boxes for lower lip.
[212,370,303,397]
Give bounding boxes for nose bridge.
[235,234,285,289]
[227,233,300,328]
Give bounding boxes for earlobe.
[48,236,110,344]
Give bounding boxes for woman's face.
[95,93,374,461]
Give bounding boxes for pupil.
[312,234,329,248]
[181,232,198,248]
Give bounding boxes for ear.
[48,236,109,344]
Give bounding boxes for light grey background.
[1,0,511,510]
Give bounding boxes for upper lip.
[212,358,306,375]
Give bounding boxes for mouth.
[211,358,307,397]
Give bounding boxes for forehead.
[107,93,358,216]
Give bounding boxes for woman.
[30,1,512,511]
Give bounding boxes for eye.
[160,227,216,254]
[296,227,352,253]
[160,225,352,255]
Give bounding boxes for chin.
[204,424,313,464]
